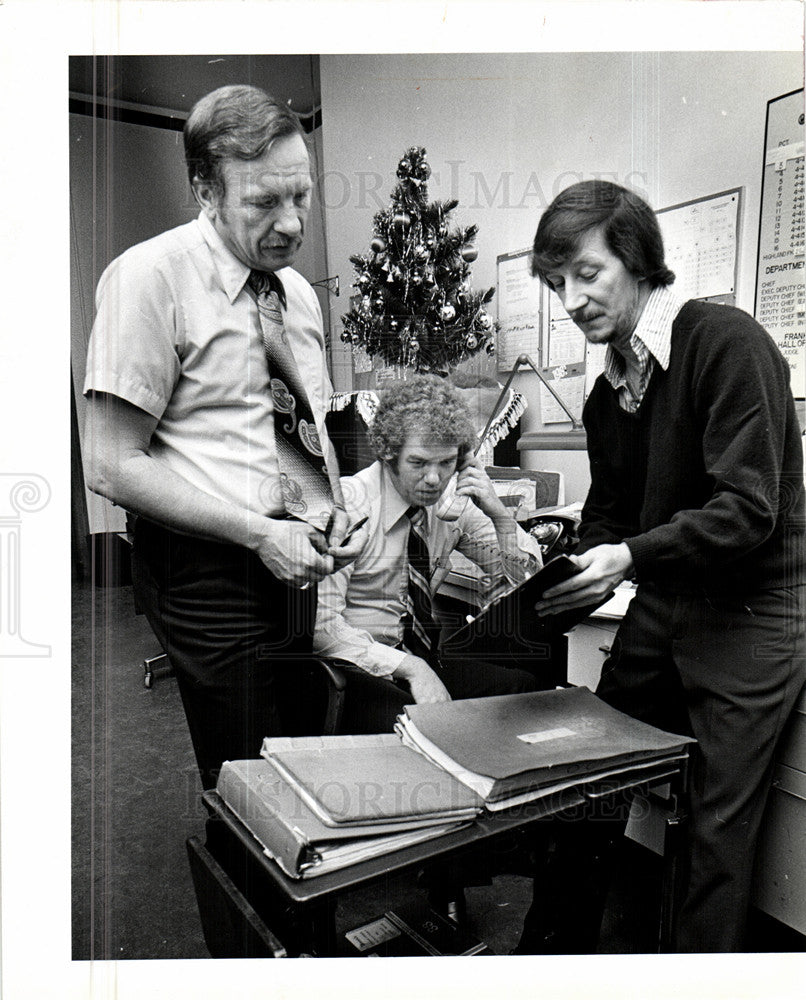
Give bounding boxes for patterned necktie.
[248,270,343,534]
[402,506,440,667]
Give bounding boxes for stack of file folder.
[395,686,693,810]
[217,734,480,880]
[216,687,694,878]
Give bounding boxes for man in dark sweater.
[515,180,805,953]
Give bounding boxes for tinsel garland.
[329,390,380,427]
[329,388,525,450]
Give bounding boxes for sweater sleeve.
[625,314,793,583]
[577,454,631,553]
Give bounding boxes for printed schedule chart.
[755,89,805,398]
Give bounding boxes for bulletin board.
[656,188,741,306]
[495,248,541,372]
[754,88,805,398]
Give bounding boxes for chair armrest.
[310,656,349,693]
[307,657,350,734]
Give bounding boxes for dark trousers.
[516,582,806,953]
[338,653,539,734]
[337,610,567,734]
[131,519,318,790]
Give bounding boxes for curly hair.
[368,375,477,464]
[184,84,305,195]
[531,180,675,289]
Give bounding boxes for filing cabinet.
[752,683,806,935]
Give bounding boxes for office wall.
[320,51,802,502]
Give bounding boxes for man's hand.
[455,455,510,522]
[252,518,336,588]
[534,543,633,616]
[326,507,369,569]
[393,655,452,704]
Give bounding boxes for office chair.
[143,644,348,736]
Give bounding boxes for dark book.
[442,555,610,659]
[344,902,491,956]
[397,686,694,809]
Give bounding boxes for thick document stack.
[217,689,693,877]
[217,734,479,879]
[397,686,694,811]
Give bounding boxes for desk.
[192,763,688,958]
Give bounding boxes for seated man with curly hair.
[314,374,546,732]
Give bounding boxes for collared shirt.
[84,213,332,516]
[314,461,543,677]
[603,284,684,412]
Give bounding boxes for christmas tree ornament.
[392,211,411,232]
[461,244,478,262]
[370,236,387,254]
[441,303,456,323]
[478,310,493,330]
[466,334,478,350]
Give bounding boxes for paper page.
[539,374,585,424]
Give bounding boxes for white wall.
[320,51,803,502]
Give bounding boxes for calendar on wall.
[754,88,805,398]
[656,188,741,307]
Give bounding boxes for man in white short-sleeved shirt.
[83,85,364,789]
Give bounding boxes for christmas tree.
[341,146,496,375]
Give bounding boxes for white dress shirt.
[315,461,542,677]
[84,212,332,516]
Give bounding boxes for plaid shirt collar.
[603,284,684,411]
